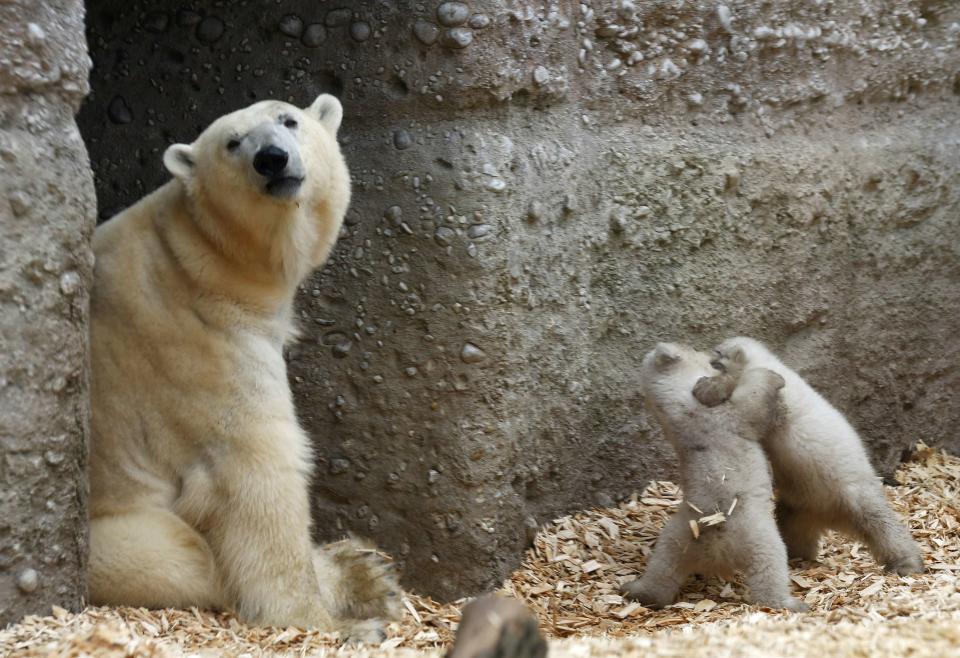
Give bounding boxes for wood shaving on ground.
[3,444,957,658]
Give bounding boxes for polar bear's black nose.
[253,145,289,177]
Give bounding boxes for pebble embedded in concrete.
[278,14,304,38]
[385,205,403,224]
[45,450,65,466]
[195,16,225,43]
[8,190,31,217]
[350,21,371,42]
[485,178,506,192]
[717,4,733,32]
[754,26,776,41]
[469,14,490,29]
[302,24,327,47]
[414,19,440,45]
[393,129,413,150]
[438,2,470,27]
[441,27,474,49]
[59,271,81,296]
[107,96,132,124]
[434,226,455,246]
[26,22,46,45]
[16,568,38,593]
[527,201,544,222]
[460,342,486,364]
[595,492,615,507]
[467,224,490,239]
[657,58,681,80]
[609,208,628,234]
[596,24,620,39]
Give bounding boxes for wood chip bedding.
[3,444,956,658]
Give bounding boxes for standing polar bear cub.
[623,343,806,611]
[709,337,923,575]
[88,94,400,641]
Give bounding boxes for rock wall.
[0,0,95,626]
[78,0,960,600]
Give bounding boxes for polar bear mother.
[88,94,399,641]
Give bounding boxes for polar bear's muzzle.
[255,144,303,198]
[243,123,305,199]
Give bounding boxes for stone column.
[0,0,95,625]
[79,0,960,600]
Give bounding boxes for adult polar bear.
[88,94,399,641]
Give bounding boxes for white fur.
[714,337,923,574]
[88,94,401,641]
[624,343,806,611]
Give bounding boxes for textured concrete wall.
[0,0,95,626]
[78,0,960,600]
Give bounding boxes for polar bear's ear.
[306,94,343,135]
[727,345,748,366]
[163,143,195,180]
[652,344,680,370]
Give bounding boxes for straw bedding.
[2,443,957,658]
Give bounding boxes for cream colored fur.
[88,94,401,641]
[711,337,923,575]
[622,343,806,611]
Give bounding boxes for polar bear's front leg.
[208,458,328,628]
[199,425,339,632]
[205,427,388,642]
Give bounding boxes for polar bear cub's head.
[640,342,719,415]
[712,336,783,375]
[163,93,348,221]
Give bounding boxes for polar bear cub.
[622,343,806,611]
[709,337,923,575]
[87,94,400,641]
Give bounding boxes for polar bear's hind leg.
[89,508,223,610]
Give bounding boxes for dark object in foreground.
[446,595,548,658]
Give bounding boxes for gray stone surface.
[0,0,95,626]
[78,0,960,600]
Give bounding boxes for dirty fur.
[622,343,806,612]
[709,337,923,575]
[87,94,399,642]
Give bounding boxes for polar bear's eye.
[283,117,298,129]
[226,138,241,151]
